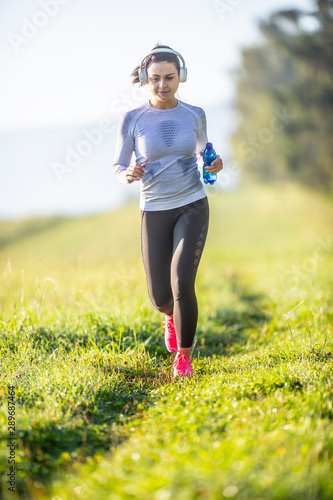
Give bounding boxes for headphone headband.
[138,48,187,84]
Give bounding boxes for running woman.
[113,44,223,377]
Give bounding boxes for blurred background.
[0,0,331,221]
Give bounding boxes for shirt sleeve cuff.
[114,166,128,184]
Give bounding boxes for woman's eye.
[150,77,173,82]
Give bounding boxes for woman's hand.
[200,152,223,174]
[206,156,223,174]
[126,162,146,183]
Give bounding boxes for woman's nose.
[159,79,167,88]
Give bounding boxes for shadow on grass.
[196,277,272,357]
[6,316,168,359]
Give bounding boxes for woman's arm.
[196,107,223,174]
[113,112,135,184]
[196,107,208,155]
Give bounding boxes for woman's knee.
[171,275,194,301]
[148,290,173,314]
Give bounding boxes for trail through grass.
[0,183,332,499]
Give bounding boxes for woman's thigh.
[171,197,209,299]
[141,209,175,308]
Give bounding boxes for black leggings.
[140,197,209,348]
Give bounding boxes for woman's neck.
[149,97,178,110]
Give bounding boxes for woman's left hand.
[200,152,223,174]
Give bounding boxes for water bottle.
[202,142,217,185]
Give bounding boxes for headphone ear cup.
[139,69,148,85]
[179,67,187,83]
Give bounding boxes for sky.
[0,0,315,131]
[0,0,315,219]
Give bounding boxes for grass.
[0,182,332,499]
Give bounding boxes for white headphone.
[138,48,187,84]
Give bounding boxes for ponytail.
[130,64,142,86]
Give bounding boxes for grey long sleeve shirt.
[113,99,208,211]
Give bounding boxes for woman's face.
[147,61,180,108]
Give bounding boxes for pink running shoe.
[172,352,193,378]
[161,315,177,353]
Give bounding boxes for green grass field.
[0,183,332,499]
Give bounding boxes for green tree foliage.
[231,0,333,192]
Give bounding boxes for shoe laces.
[172,351,191,370]
[162,316,176,337]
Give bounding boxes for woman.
[113,44,223,377]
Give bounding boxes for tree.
[231,0,333,192]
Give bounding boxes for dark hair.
[131,43,181,86]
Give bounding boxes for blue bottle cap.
[206,142,213,149]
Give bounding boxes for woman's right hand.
[126,162,146,183]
